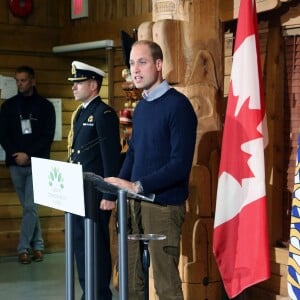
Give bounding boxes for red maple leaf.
[219,83,263,185]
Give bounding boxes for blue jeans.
[9,165,44,254]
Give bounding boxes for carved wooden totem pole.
[138,1,224,298]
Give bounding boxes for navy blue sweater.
[119,88,197,205]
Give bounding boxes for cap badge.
[71,65,76,75]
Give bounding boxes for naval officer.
[67,61,121,300]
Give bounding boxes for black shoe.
[32,250,43,262]
[18,252,31,264]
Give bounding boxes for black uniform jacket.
[69,97,121,200]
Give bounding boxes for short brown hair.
[15,66,35,79]
[132,40,163,62]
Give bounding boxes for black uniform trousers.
[73,208,112,300]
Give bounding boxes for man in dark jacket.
[0,66,56,264]
[67,61,121,300]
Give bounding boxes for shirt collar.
[142,80,170,101]
[82,96,98,108]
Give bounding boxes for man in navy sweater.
[105,40,197,300]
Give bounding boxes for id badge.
[21,119,32,134]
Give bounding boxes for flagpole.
[222,290,247,300]
[232,293,247,300]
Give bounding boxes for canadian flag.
[212,0,270,298]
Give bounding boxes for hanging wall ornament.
[8,0,33,18]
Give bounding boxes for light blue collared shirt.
[142,80,170,102]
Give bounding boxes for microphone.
[67,136,106,163]
[83,172,155,202]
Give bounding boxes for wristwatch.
[133,181,143,194]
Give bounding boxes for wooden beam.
[220,0,287,21]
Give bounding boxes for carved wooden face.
[152,0,187,21]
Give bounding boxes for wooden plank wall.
[0,1,65,256]
[0,1,115,256]
[0,0,152,257]
[0,56,110,257]
[59,0,152,45]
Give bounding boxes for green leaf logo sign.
[48,166,64,190]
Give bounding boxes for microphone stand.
[117,189,128,299]
[83,172,155,300]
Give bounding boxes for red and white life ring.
[8,0,33,18]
